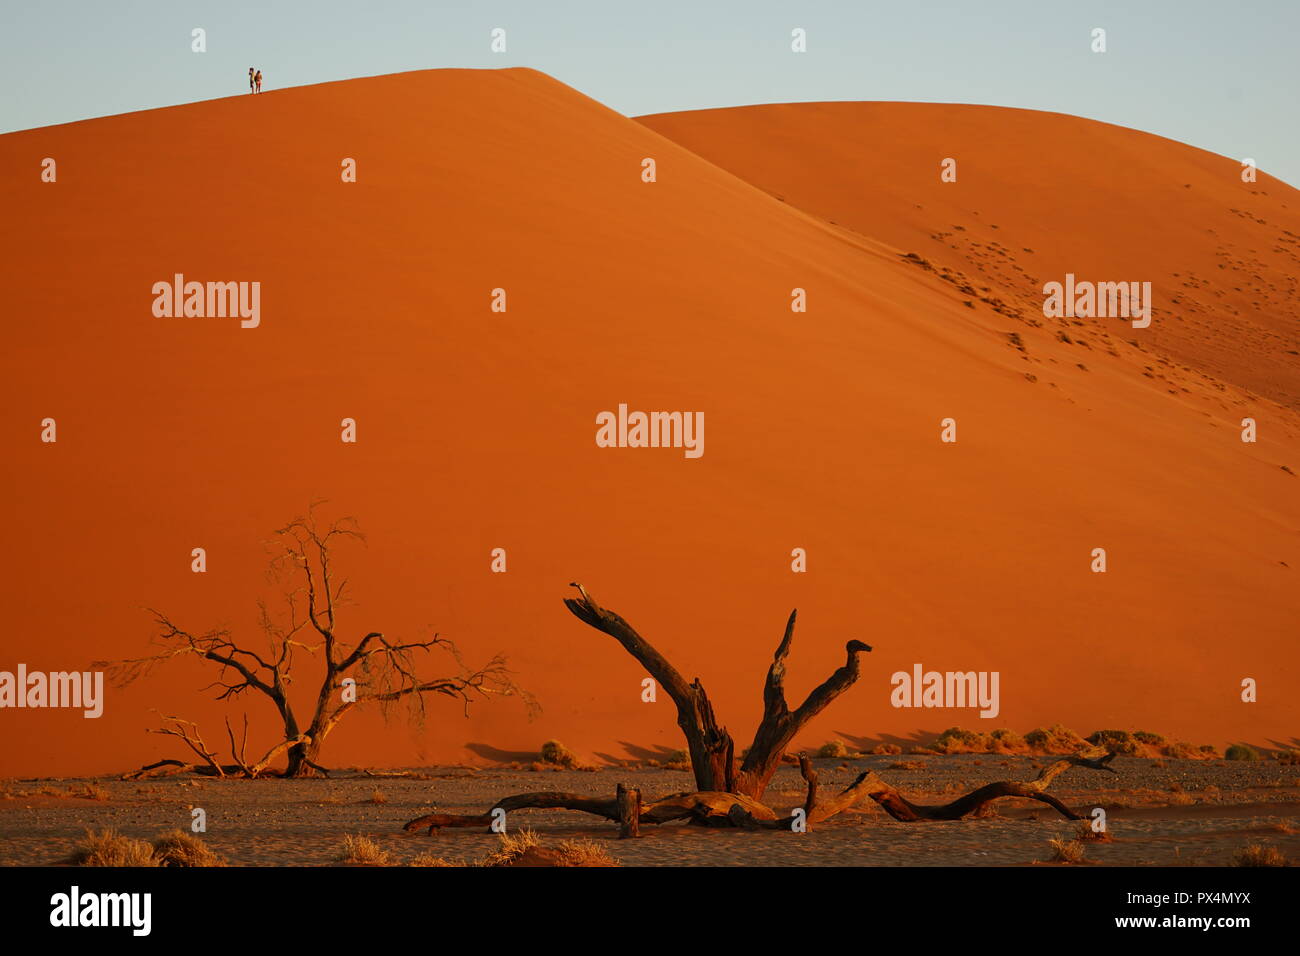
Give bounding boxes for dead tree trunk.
[403,585,1122,835]
[563,584,870,799]
[616,784,641,839]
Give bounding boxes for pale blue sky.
[2,0,1297,186]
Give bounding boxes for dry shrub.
[1225,744,1260,761]
[539,739,582,768]
[151,829,226,867]
[989,728,1026,753]
[70,782,109,801]
[1047,837,1086,863]
[367,789,388,805]
[933,727,989,754]
[336,834,392,866]
[1087,730,1140,756]
[1075,822,1114,843]
[479,829,618,867]
[65,829,158,867]
[888,760,925,771]
[1233,844,1288,867]
[479,828,542,867]
[817,740,850,759]
[661,749,691,772]
[870,743,902,756]
[409,852,462,867]
[1025,724,1085,753]
[554,838,618,867]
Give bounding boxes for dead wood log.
[400,746,1118,834]
[816,745,1118,822]
[616,784,641,838]
[401,785,780,834]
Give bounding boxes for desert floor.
[3,755,1297,867]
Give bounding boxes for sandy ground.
[3,756,1297,867]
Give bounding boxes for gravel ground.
[3,755,1297,866]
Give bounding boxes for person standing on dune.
[255,69,263,94]
[248,67,255,94]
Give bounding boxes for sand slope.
[0,70,1296,777]
[640,101,1300,410]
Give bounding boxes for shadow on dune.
[463,742,539,763]
[834,729,940,752]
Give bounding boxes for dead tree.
[103,506,533,779]
[403,585,1117,833]
[564,583,870,801]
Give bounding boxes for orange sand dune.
[640,101,1300,409]
[1,69,1296,778]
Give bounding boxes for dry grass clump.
[661,749,692,772]
[336,834,392,866]
[480,828,542,866]
[933,727,990,754]
[929,727,1027,755]
[478,829,618,867]
[151,829,227,867]
[409,851,463,867]
[553,838,619,867]
[1074,821,1114,843]
[989,728,1026,752]
[1046,837,1086,863]
[1087,729,1142,755]
[4,781,113,801]
[539,739,585,769]
[1225,743,1260,761]
[870,743,903,756]
[888,760,925,771]
[367,789,388,804]
[64,829,158,867]
[816,740,851,759]
[1232,844,1288,867]
[1025,724,1085,753]
[64,827,226,867]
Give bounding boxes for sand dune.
[0,69,1296,778]
[640,101,1300,409]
